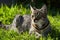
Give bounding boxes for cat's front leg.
[35,32,41,38]
[29,27,35,35]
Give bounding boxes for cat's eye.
[37,12,39,15]
[32,15,34,18]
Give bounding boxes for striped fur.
[29,4,51,38]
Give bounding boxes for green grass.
[0,5,60,40]
[0,5,30,24]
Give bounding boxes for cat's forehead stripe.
[33,10,42,14]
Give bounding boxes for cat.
[0,4,51,38]
[29,4,51,38]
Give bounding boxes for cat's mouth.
[34,18,40,22]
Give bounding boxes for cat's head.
[30,4,47,21]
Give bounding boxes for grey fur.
[10,14,31,33]
[0,14,31,33]
[29,4,51,38]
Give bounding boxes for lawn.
[0,5,60,40]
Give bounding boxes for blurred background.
[0,0,60,16]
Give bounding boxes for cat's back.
[22,14,31,31]
[23,14,31,22]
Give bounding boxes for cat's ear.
[40,4,47,14]
[30,5,36,12]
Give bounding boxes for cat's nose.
[34,19,37,22]
[34,19,35,22]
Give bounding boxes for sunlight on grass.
[0,5,60,40]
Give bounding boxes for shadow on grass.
[43,26,60,40]
[50,28,60,40]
